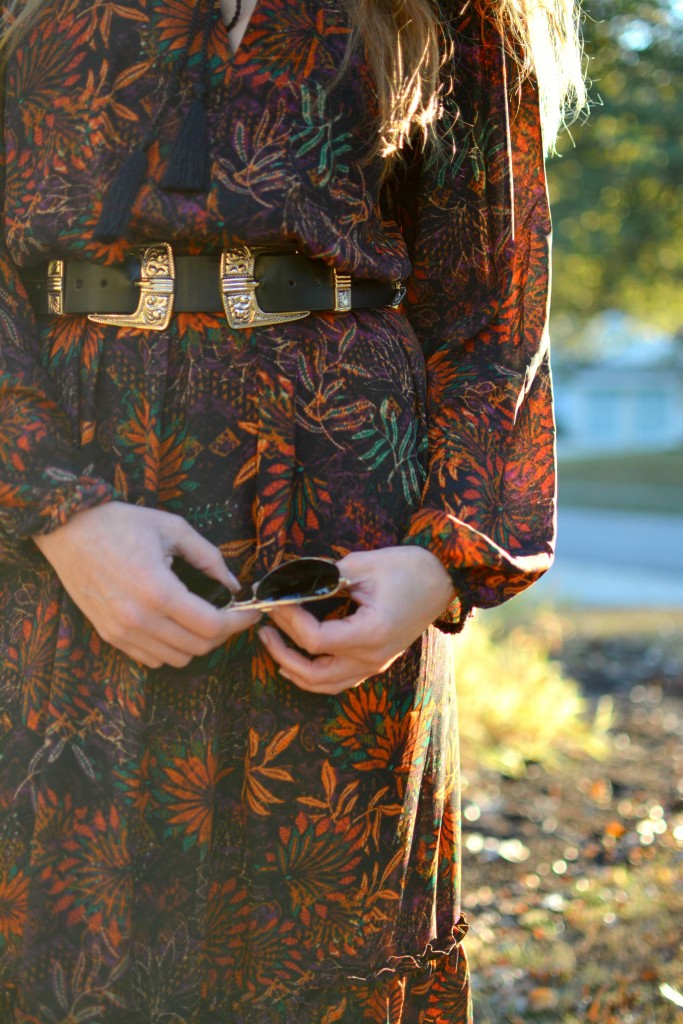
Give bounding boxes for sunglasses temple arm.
[227,578,353,614]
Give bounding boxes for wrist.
[395,544,456,618]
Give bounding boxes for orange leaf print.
[0,869,29,941]
[322,761,336,803]
[80,421,95,446]
[99,6,111,45]
[112,61,154,93]
[164,749,226,846]
[220,538,253,560]
[264,724,299,763]
[337,782,359,818]
[243,727,297,817]
[48,316,102,371]
[157,430,191,503]
[233,454,258,488]
[320,997,348,1023]
[245,775,284,815]
[0,482,23,509]
[108,100,139,123]
[121,398,159,494]
[109,3,149,20]
[114,463,129,501]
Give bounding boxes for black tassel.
[94,145,149,242]
[161,96,211,192]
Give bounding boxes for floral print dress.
[0,0,555,1019]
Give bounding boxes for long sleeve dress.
[0,0,555,1020]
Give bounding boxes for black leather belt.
[22,242,405,331]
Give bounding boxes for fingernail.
[258,628,271,646]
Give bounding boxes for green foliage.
[558,446,683,513]
[548,0,683,341]
[454,619,610,775]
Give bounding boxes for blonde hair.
[341,0,586,158]
[1,0,586,157]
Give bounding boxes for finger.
[165,604,263,646]
[123,643,163,669]
[115,607,260,667]
[161,576,262,638]
[163,516,238,591]
[283,673,367,695]
[104,574,262,648]
[259,626,376,690]
[120,639,193,671]
[147,612,251,658]
[267,602,379,657]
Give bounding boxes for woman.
[0,0,584,1018]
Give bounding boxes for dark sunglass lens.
[256,560,340,603]
[171,557,234,608]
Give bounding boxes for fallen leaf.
[528,987,560,1012]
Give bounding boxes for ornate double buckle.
[88,243,175,331]
[46,243,402,332]
[220,245,309,330]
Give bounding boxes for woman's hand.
[258,546,455,695]
[32,501,261,669]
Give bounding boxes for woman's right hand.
[32,501,261,669]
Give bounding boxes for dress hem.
[224,917,470,1022]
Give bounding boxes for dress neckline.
[218,0,259,56]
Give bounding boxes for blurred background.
[456,2,683,1019]
[542,0,683,609]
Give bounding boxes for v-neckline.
[218,0,259,57]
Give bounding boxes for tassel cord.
[196,0,216,103]
[161,0,219,191]
[96,0,239,238]
[95,0,211,239]
[223,0,242,34]
[150,0,210,137]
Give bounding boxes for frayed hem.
[221,916,470,1024]
[345,916,470,982]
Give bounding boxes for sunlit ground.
[456,604,683,1022]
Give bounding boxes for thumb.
[162,516,238,591]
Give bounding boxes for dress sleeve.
[0,91,118,566]
[397,9,556,630]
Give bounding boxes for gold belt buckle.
[88,243,175,331]
[220,245,310,330]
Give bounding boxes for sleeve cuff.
[400,518,475,634]
[15,476,121,540]
[402,507,554,632]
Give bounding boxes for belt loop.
[390,280,407,308]
[333,270,352,312]
[47,259,65,315]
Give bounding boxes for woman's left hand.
[259,546,456,694]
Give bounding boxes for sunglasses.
[172,556,350,611]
